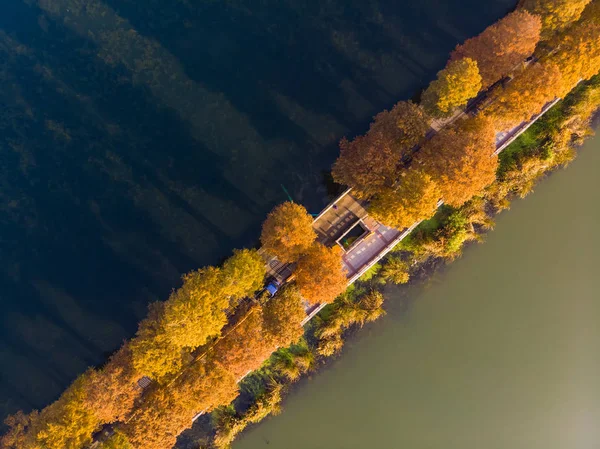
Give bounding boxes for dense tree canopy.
[33,375,100,449]
[262,285,306,348]
[83,344,141,424]
[451,10,542,87]
[548,21,600,95]
[162,267,230,350]
[520,0,592,37]
[421,58,482,117]
[129,302,185,380]
[294,243,348,305]
[416,116,498,207]
[260,202,316,263]
[486,62,564,130]
[368,169,441,230]
[332,101,429,198]
[123,361,238,449]
[222,248,266,301]
[212,306,278,379]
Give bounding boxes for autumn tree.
[129,302,185,380]
[331,101,430,198]
[416,116,498,207]
[294,243,347,305]
[212,306,278,379]
[123,361,238,449]
[548,21,600,95]
[368,169,441,230]
[421,58,482,117]
[380,257,411,284]
[34,375,100,449]
[222,248,266,301]
[451,10,542,87]
[262,285,306,348]
[520,0,592,37]
[260,202,316,263]
[485,62,564,130]
[83,344,141,424]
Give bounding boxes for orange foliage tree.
[368,169,441,230]
[549,21,600,95]
[83,344,141,424]
[294,243,347,305]
[416,116,498,207]
[123,360,238,449]
[331,101,429,198]
[451,10,542,88]
[211,306,278,379]
[260,202,316,263]
[485,62,564,130]
[520,0,592,38]
[262,285,307,348]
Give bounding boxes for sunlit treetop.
[451,10,542,87]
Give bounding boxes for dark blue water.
[0,0,515,421]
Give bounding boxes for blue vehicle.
[265,279,281,296]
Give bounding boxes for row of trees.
[3,2,598,449]
[333,1,600,231]
[1,194,350,449]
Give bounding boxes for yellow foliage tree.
[549,21,600,95]
[368,169,441,230]
[34,375,100,449]
[486,62,564,130]
[161,267,230,350]
[262,285,306,348]
[260,202,316,262]
[129,302,185,380]
[421,58,482,117]
[331,101,430,198]
[520,0,592,38]
[222,248,266,301]
[451,10,542,87]
[416,116,498,207]
[294,243,347,305]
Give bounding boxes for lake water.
[0,0,518,421]
[234,135,600,449]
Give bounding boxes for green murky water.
[235,136,600,449]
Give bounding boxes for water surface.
[0,0,515,419]
[235,136,600,449]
